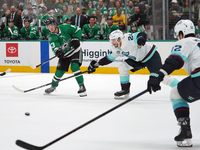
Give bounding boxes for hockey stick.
[28,56,57,69]
[0,68,11,76]
[16,89,148,150]
[12,70,88,93]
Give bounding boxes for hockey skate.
[174,117,192,147]
[45,87,56,94]
[78,85,87,97]
[114,89,130,99]
[114,83,130,99]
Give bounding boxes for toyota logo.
[7,46,17,54]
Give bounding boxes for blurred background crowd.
[0,0,200,41]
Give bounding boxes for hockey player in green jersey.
[4,20,19,40]
[44,18,87,97]
[127,22,143,33]
[102,16,119,40]
[20,19,40,40]
[82,16,100,40]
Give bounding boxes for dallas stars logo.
[61,39,71,50]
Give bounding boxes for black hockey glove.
[147,71,165,94]
[71,38,80,49]
[137,36,146,46]
[55,47,64,58]
[25,36,32,40]
[88,60,99,74]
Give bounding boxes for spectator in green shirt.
[96,0,108,16]
[86,1,96,16]
[62,8,74,23]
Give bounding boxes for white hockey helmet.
[174,19,195,38]
[109,29,123,42]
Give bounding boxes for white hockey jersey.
[106,32,157,63]
[170,37,200,77]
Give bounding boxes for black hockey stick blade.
[29,56,57,69]
[15,89,148,150]
[16,140,43,150]
[0,68,11,76]
[12,70,88,93]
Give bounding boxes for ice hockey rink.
[1,72,200,150]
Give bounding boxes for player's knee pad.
[170,86,182,100]
[118,62,133,76]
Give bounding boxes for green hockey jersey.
[4,25,19,39]
[102,24,119,39]
[128,27,143,33]
[41,26,50,40]
[82,24,100,40]
[48,24,82,58]
[20,24,40,40]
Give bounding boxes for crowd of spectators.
[0,0,199,41]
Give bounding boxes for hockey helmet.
[174,19,194,38]
[109,29,123,42]
[131,22,137,28]
[44,17,56,25]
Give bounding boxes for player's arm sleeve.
[12,28,19,38]
[161,56,184,75]
[20,28,25,38]
[29,26,37,39]
[161,44,189,75]
[98,49,119,66]
[70,24,82,39]
[98,54,116,66]
[49,36,62,55]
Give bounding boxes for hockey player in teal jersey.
[102,16,119,40]
[147,19,200,147]
[88,29,162,99]
[44,18,87,97]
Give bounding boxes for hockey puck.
[25,112,30,116]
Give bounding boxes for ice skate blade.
[79,92,87,97]
[176,139,192,147]
[114,94,129,100]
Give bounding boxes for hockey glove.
[55,47,64,58]
[88,60,99,74]
[25,36,32,40]
[71,38,80,49]
[147,71,164,94]
[137,36,146,46]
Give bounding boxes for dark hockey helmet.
[131,22,137,28]
[44,17,56,25]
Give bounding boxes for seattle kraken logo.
[122,51,129,56]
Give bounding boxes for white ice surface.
[1,73,200,150]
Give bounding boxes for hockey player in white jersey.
[147,19,200,147]
[88,29,162,99]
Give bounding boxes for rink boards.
[0,41,188,75]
